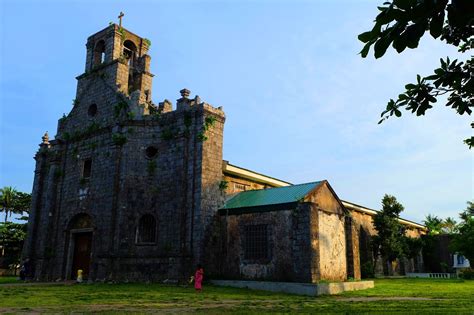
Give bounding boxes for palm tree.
[0,186,17,223]
[460,201,474,222]
[423,214,443,235]
[442,217,458,234]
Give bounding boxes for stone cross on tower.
[118,11,124,27]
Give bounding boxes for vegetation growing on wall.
[197,116,216,142]
[112,133,127,146]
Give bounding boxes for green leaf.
[392,33,408,53]
[395,109,402,117]
[376,6,397,25]
[358,31,375,43]
[393,0,414,10]
[425,74,439,80]
[359,41,373,58]
[374,37,392,58]
[371,22,382,36]
[404,22,426,49]
[429,11,444,38]
[434,68,444,75]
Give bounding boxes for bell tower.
[78,22,154,105]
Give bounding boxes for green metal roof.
[220,181,323,213]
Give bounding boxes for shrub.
[459,268,474,280]
[361,261,375,279]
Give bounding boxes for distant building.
[453,254,470,273]
[23,23,426,283]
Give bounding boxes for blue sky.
[0,0,472,223]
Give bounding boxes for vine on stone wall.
[62,122,101,143]
[197,115,216,142]
[161,128,178,141]
[118,27,126,42]
[114,101,129,118]
[127,111,135,120]
[112,133,127,146]
[59,114,67,124]
[219,180,228,191]
[147,160,157,176]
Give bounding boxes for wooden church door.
[71,232,92,279]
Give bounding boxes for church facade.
[23,24,426,282]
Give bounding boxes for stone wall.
[316,210,347,281]
[213,182,348,283]
[23,24,225,282]
[347,207,426,278]
[308,183,347,282]
[223,175,268,195]
[214,205,312,282]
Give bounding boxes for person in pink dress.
[194,264,204,293]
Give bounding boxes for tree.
[423,214,443,234]
[0,187,17,223]
[450,201,474,265]
[442,216,458,234]
[403,235,424,259]
[359,0,473,148]
[0,188,31,223]
[12,191,31,217]
[459,200,474,222]
[372,194,406,274]
[0,221,27,268]
[450,219,474,264]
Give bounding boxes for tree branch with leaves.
[359,0,473,147]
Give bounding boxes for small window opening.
[137,214,156,244]
[88,104,98,117]
[123,40,137,67]
[82,159,92,179]
[244,224,269,260]
[145,146,158,159]
[145,90,150,101]
[123,40,138,93]
[93,40,106,66]
[234,183,247,192]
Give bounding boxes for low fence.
[406,272,456,279]
[0,268,19,276]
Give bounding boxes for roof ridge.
[260,180,323,190]
[230,180,323,195]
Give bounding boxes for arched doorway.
[67,213,93,280]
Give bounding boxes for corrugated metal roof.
[221,181,323,210]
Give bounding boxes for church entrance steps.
[210,279,374,296]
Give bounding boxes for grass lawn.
[0,277,472,313]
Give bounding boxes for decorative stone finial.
[41,132,50,145]
[180,88,190,99]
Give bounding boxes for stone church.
[23,23,426,282]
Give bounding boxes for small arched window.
[137,214,156,244]
[123,40,137,67]
[93,40,106,66]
